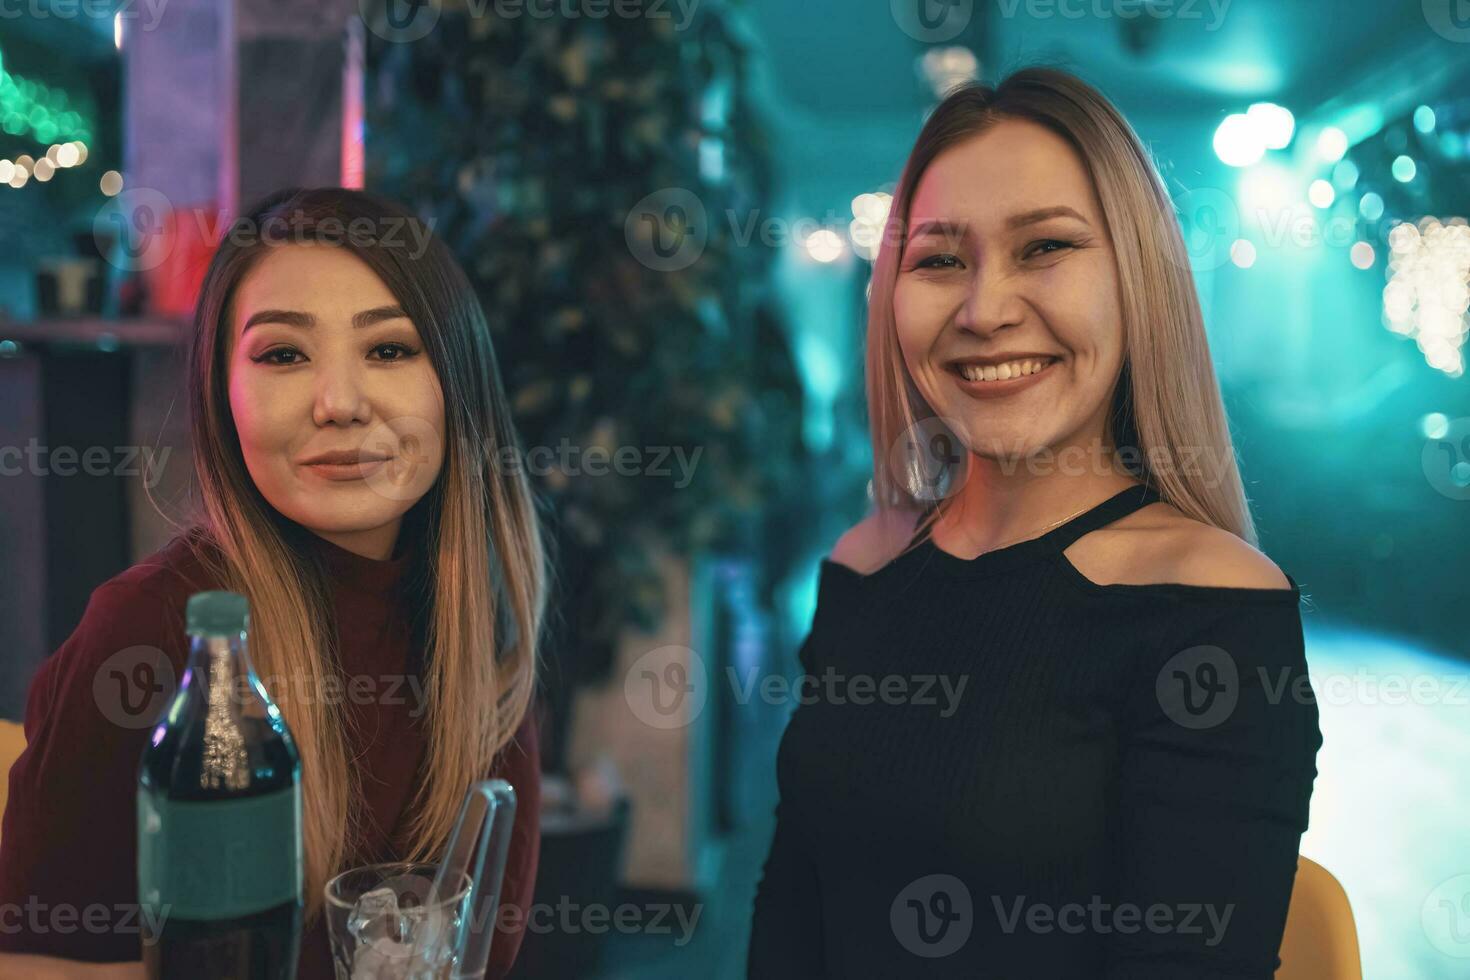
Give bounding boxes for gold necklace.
[939,501,1095,559]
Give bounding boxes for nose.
[954,257,1026,338]
[311,359,373,428]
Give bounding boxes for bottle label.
[137,784,302,922]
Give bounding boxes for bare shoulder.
[1165,520,1292,589]
[828,508,923,576]
[1066,501,1292,590]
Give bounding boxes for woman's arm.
[0,953,143,979]
[0,581,184,964]
[1103,597,1322,978]
[747,791,826,978]
[746,624,830,980]
[745,544,883,979]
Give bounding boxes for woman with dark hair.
[0,188,547,979]
[748,68,1322,978]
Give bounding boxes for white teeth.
[958,358,1053,382]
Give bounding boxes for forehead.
[232,245,400,332]
[908,117,1101,228]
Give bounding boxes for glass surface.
[324,862,474,980]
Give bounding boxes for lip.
[299,449,390,466]
[947,356,1060,399]
[300,458,389,482]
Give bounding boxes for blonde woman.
[749,68,1322,977]
[0,188,546,979]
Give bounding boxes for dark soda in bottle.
[137,590,303,978]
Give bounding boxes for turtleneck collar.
[303,530,414,599]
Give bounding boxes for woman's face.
[893,117,1125,463]
[227,243,446,560]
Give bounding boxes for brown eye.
[252,347,302,366]
[1027,239,1075,259]
[372,343,420,361]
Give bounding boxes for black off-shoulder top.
[748,483,1322,979]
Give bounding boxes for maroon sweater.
[0,528,540,979]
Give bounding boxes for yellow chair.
[0,718,27,849]
[1277,855,1362,979]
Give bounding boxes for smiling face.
[226,243,447,560]
[893,117,1126,464]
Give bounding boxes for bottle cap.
[186,591,249,635]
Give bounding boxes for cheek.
[391,366,449,468]
[892,283,946,362]
[1034,275,1119,357]
[1049,259,1123,353]
[412,367,446,429]
[227,367,293,456]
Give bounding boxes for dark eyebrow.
[241,305,409,334]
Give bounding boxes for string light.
[1230,239,1257,269]
[1315,127,1349,163]
[849,192,892,262]
[1214,103,1296,168]
[0,46,93,145]
[1246,102,1295,150]
[1382,217,1470,377]
[1213,113,1265,167]
[802,228,845,264]
[918,48,979,100]
[0,141,92,191]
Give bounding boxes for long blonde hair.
[177,187,545,923]
[867,66,1258,545]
